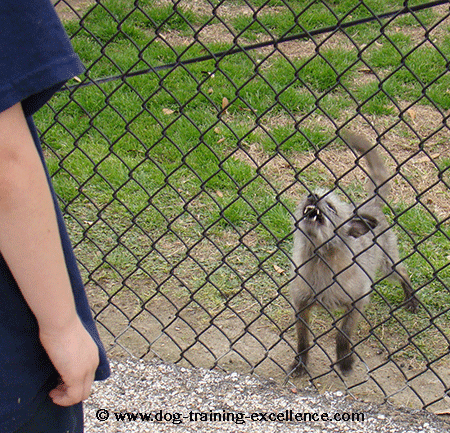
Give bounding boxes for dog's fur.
[289,131,419,376]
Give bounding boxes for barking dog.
[289,131,419,376]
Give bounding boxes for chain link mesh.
[44,0,450,412]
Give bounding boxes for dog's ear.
[347,214,378,238]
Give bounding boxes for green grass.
[362,205,450,362]
[231,0,438,41]
[36,0,450,367]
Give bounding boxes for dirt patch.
[54,0,95,21]
[93,288,450,416]
[230,115,450,217]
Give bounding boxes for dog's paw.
[336,354,354,375]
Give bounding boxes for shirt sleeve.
[0,0,85,116]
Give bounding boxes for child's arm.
[0,102,99,407]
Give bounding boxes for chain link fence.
[44,0,450,413]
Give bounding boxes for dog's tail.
[342,130,390,206]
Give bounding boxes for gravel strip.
[84,358,449,432]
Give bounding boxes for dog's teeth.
[304,205,315,216]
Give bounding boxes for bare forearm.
[0,104,99,406]
[0,103,77,332]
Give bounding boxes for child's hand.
[40,317,99,407]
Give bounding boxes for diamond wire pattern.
[46,0,450,411]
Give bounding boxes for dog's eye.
[326,202,337,214]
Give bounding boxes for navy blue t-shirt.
[0,1,110,431]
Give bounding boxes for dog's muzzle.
[303,204,325,224]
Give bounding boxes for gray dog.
[289,131,419,376]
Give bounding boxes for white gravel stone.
[84,358,449,433]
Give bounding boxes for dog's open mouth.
[303,205,325,224]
